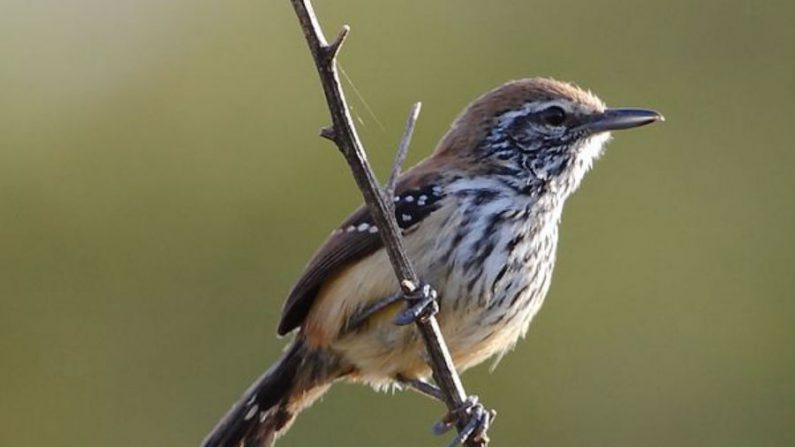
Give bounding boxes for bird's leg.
[394,283,439,326]
[433,395,496,447]
[397,375,495,447]
[343,292,404,333]
[344,282,439,332]
[395,375,446,402]
[393,283,495,445]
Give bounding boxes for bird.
[202,77,663,447]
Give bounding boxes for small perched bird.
[203,78,662,446]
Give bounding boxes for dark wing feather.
[277,169,445,335]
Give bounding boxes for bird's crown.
[436,78,605,157]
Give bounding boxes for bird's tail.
[201,340,344,447]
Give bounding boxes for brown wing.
[277,164,445,335]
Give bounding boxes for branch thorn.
[326,25,350,60]
[319,126,336,141]
[385,102,422,200]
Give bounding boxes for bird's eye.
[540,106,566,126]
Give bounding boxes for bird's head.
[436,78,663,197]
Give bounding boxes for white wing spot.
[357,223,369,232]
[244,404,259,421]
[368,226,378,233]
[418,194,428,205]
[401,214,412,222]
[346,225,356,232]
[404,195,414,203]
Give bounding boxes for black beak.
[582,108,664,133]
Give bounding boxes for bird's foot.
[433,396,495,447]
[394,283,439,326]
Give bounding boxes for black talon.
[447,410,481,447]
[433,396,495,447]
[394,283,439,326]
[432,411,457,436]
[471,408,496,444]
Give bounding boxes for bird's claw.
[394,283,439,326]
[432,395,495,446]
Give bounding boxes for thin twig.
[385,102,422,200]
[289,1,487,446]
[327,25,350,61]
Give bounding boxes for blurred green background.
[1,0,793,446]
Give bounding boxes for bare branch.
[385,102,422,200]
[326,25,350,61]
[319,126,336,141]
[289,1,488,446]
